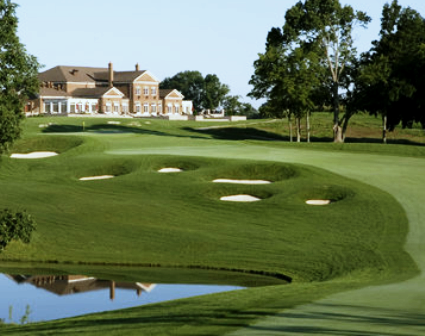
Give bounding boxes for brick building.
[26,63,193,117]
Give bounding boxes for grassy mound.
[10,135,83,154]
[0,154,413,284]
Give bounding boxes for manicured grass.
[0,116,423,335]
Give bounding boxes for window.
[174,105,179,114]
[158,104,162,113]
[70,103,76,113]
[105,103,112,113]
[44,102,51,113]
[52,102,59,113]
[77,103,83,113]
[144,103,149,113]
[135,86,141,95]
[136,104,141,113]
[114,103,119,113]
[144,87,149,95]
[151,87,157,95]
[122,104,128,113]
[91,103,97,113]
[151,103,156,113]
[167,104,172,113]
[60,101,67,113]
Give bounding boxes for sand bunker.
[107,121,121,125]
[220,195,261,202]
[10,151,58,159]
[306,200,331,205]
[213,179,271,185]
[158,168,183,173]
[79,175,115,181]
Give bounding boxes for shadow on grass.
[42,124,206,140]
[183,127,289,141]
[243,303,425,335]
[6,302,425,335]
[344,137,425,146]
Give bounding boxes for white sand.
[220,194,261,202]
[158,168,183,173]
[79,175,115,181]
[107,121,121,125]
[306,200,331,205]
[10,151,58,159]
[213,179,271,185]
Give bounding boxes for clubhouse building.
[26,63,193,118]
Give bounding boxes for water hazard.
[0,273,241,322]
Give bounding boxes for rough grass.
[0,116,422,335]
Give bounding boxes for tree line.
[249,0,425,143]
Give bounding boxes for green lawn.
[0,116,424,335]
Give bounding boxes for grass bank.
[0,116,422,335]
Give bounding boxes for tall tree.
[160,71,204,112]
[0,0,39,154]
[249,27,323,142]
[282,0,370,142]
[353,1,425,142]
[160,71,229,113]
[203,74,230,110]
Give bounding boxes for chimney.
[135,63,140,71]
[108,62,114,87]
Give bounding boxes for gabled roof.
[38,66,107,83]
[160,89,184,99]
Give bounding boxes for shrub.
[0,209,36,251]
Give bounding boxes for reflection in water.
[7,274,155,301]
[0,273,241,322]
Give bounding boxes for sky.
[14,0,425,108]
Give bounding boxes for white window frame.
[144,87,149,95]
[113,103,120,114]
[136,86,141,95]
[135,103,141,113]
[91,102,97,113]
[151,103,157,113]
[143,103,149,113]
[151,87,157,95]
[174,104,179,114]
[158,104,162,113]
[105,103,112,113]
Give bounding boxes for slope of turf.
[0,117,420,335]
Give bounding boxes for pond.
[0,273,241,323]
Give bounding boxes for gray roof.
[38,66,107,83]
[38,66,150,84]
[93,70,147,82]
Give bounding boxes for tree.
[281,0,370,142]
[203,74,230,110]
[0,0,39,154]
[0,209,36,252]
[353,1,425,142]
[160,71,230,113]
[249,27,323,142]
[160,71,204,112]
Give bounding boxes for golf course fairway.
[0,117,424,335]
